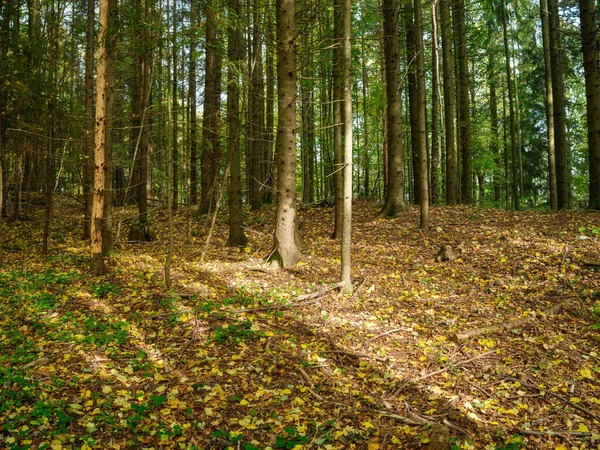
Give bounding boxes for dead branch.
[451,301,566,341]
[319,350,387,362]
[232,282,344,313]
[367,327,403,343]
[503,376,600,423]
[518,430,594,437]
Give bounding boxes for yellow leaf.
[555,445,568,450]
[570,397,581,404]
[362,421,376,430]
[240,399,249,406]
[368,444,381,450]
[580,368,593,379]
[102,385,112,394]
[578,424,589,432]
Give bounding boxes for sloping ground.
[1,197,599,450]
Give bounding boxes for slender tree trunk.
[200,0,222,215]
[414,0,429,228]
[454,0,471,204]
[83,0,95,239]
[331,0,344,237]
[91,0,109,275]
[487,17,501,204]
[171,0,178,210]
[102,0,116,256]
[431,0,440,205]
[547,0,568,208]
[227,0,248,246]
[270,0,302,268]
[265,0,275,203]
[361,36,370,197]
[249,0,264,210]
[579,0,600,209]
[377,0,389,199]
[405,0,420,205]
[379,0,406,217]
[189,0,198,205]
[540,0,557,209]
[501,0,519,210]
[341,0,352,293]
[440,0,456,205]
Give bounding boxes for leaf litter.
[0,198,599,449]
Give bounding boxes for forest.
[1,0,600,448]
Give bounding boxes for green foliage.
[212,320,263,345]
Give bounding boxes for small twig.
[561,243,569,266]
[348,276,369,301]
[367,327,403,344]
[503,376,600,423]
[319,350,387,362]
[298,367,314,387]
[518,430,594,437]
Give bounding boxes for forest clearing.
[1,199,599,449]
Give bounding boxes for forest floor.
[1,198,599,450]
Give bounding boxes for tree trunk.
[440,0,456,205]
[540,0,557,210]
[172,0,178,210]
[91,0,109,275]
[83,0,95,239]
[454,0,471,204]
[102,0,116,256]
[200,0,222,215]
[487,18,501,204]
[341,0,352,293]
[579,0,600,209]
[414,0,429,228]
[227,0,248,246]
[270,0,302,268]
[331,0,344,237]
[405,0,419,205]
[430,0,440,205]
[379,0,406,217]
[501,0,519,210]
[547,0,569,208]
[265,0,275,203]
[189,0,198,205]
[249,0,264,210]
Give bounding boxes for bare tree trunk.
[83,0,95,239]
[440,0,456,205]
[341,0,352,293]
[331,0,344,237]
[200,0,222,215]
[270,0,302,268]
[454,0,471,204]
[379,0,406,218]
[414,0,429,228]
[579,0,600,209]
[540,0,557,210]
[430,0,440,205]
[501,0,519,210]
[405,0,419,205]
[189,0,198,205]
[227,0,248,246]
[91,0,109,275]
[102,0,116,256]
[547,0,569,208]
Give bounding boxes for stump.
[127,223,156,242]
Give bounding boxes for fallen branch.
[517,430,594,437]
[451,301,566,341]
[366,327,403,343]
[393,350,496,395]
[503,376,600,424]
[319,350,387,362]
[232,282,344,313]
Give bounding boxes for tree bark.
[430,0,440,205]
[501,0,519,210]
[227,0,248,246]
[547,0,569,209]
[331,0,344,237]
[414,0,429,228]
[440,0,456,205]
[454,0,471,204]
[91,0,109,275]
[341,0,352,293]
[189,0,198,205]
[579,0,600,209]
[379,0,406,218]
[83,0,95,239]
[200,0,222,215]
[270,0,302,268]
[540,0,557,210]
